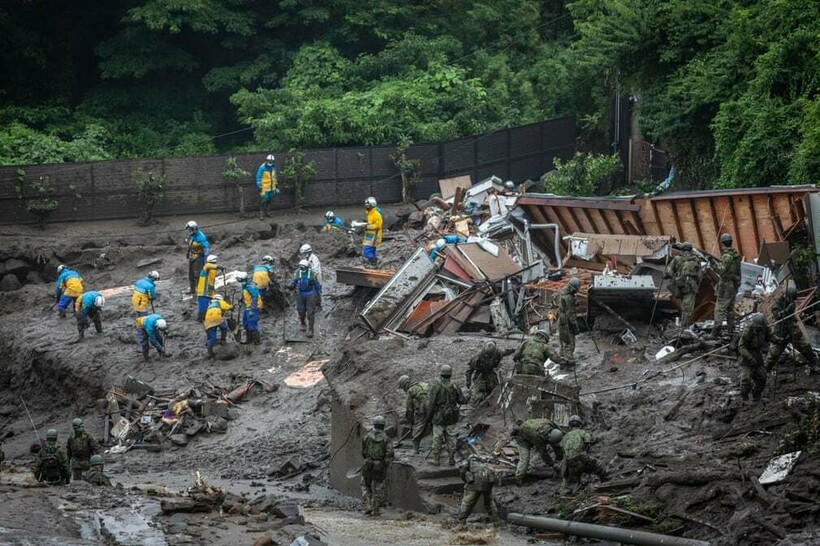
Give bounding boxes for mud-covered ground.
[2,209,819,545]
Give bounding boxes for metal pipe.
[507,513,711,546]
[524,221,561,267]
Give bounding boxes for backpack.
[441,384,461,422]
[365,432,387,460]
[41,447,62,477]
[680,255,699,278]
[473,353,497,374]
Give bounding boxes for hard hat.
[262,255,273,264]
[440,364,452,377]
[94,295,105,308]
[46,429,58,440]
[682,241,693,251]
[365,197,377,208]
[786,284,798,298]
[569,415,583,427]
[504,180,515,189]
[156,318,168,330]
[57,264,66,273]
[569,277,581,291]
[535,330,550,341]
[206,254,218,263]
[751,312,765,325]
[436,238,446,248]
[72,418,83,427]
[236,272,248,282]
[213,294,224,301]
[398,375,410,389]
[266,154,275,163]
[326,211,335,219]
[373,415,386,428]
[720,233,732,246]
[90,454,104,466]
[148,271,160,281]
[483,340,497,353]
[186,220,198,230]
[548,428,564,445]
[300,243,312,254]
[299,259,310,268]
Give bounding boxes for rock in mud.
[4,258,29,278]
[215,343,240,361]
[169,434,189,446]
[0,274,22,292]
[25,271,43,284]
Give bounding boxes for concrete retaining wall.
[0,117,576,225]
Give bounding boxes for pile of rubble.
[103,376,277,451]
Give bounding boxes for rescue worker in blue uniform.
[256,154,279,220]
[429,235,468,261]
[204,295,232,358]
[323,211,346,232]
[75,291,105,341]
[135,313,169,361]
[186,221,210,294]
[236,272,262,345]
[196,255,222,322]
[289,259,322,338]
[55,265,84,318]
[253,256,275,311]
[132,271,160,317]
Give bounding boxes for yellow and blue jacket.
[204,299,232,330]
[364,207,383,248]
[196,263,219,297]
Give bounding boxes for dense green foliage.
[542,152,621,196]
[1,0,817,190]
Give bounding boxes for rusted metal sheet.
[517,186,818,262]
[398,299,448,333]
[335,266,394,288]
[359,248,437,332]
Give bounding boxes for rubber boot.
[299,314,306,331]
[253,331,261,345]
[219,328,227,344]
[58,309,66,319]
[412,439,421,454]
[372,500,379,517]
[197,311,205,323]
[448,455,456,466]
[142,346,150,362]
[307,316,315,338]
[207,346,215,358]
[430,454,440,467]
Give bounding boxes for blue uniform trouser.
[206,324,227,348]
[135,311,149,318]
[136,328,164,353]
[296,293,317,318]
[260,191,273,204]
[363,245,377,261]
[243,309,259,332]
[58,295,76,313]
[198,296,210,317]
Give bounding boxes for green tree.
[281,149,316,211]
[542,152,621,196]
[222,156,252,215]
[133,168,166,225]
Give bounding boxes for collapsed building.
[323,178,820,542]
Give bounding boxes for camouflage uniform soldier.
[66,418,98,481]
[560,415,607,492]
[766,285,818,370]
[361,415,393,516]
[456,455,500,529]
[466,341,513,404]
[664,242,702,327]
[738,313,771,402]
[84,454,112,486]
[398,375,430,453]
[511,419,564,483]
[513,331,568,375]
[34,429,71,485]
[425,364,465,467]
[713,234,741,337]
[557,278,581,364]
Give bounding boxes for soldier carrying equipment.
[557,278,581,364]
[712,234,741,337]
[664,242,702,327]
[398,375,430,454]
[456,455,500,529]
[35,429,70,485]
[511,419,564,482]
[361,415,394,516]
[425,364,465,466]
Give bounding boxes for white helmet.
[298,259,310,269]
[186,220,198,230]
[57,264,66,273]
[93,295,105,308]
[148,271,160,281]
[299,243,312,254]
[156,319,168,330]
[325,211,335,220]
[262,255,273,264]
[436,238,446,247]
[365,197,377,208]
[504,180,515,189]
[236,272,248,282]
[206,254,218,263]
[213,294,224,301]
[265,154,275,163]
